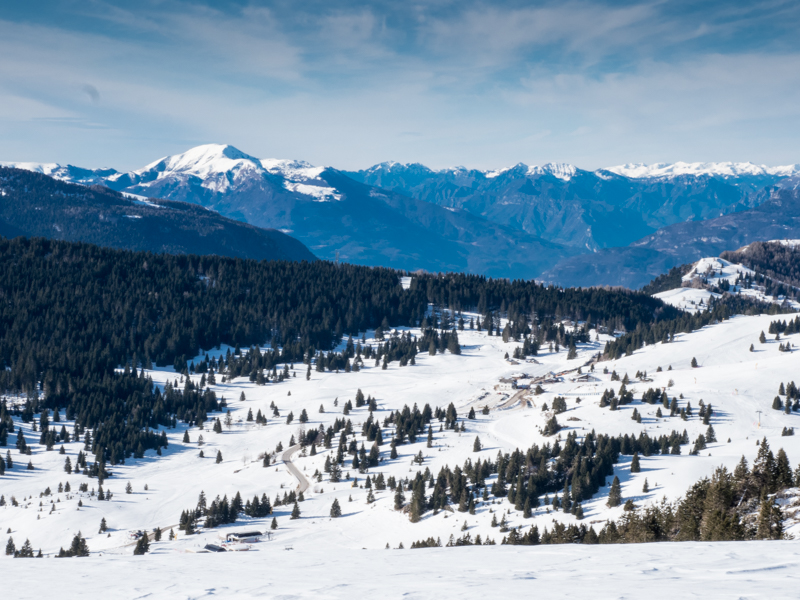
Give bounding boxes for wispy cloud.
[0,1,798,169]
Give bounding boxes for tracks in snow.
[281,444,310,494]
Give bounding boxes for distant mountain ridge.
[4,146,799,286]
[0,166,317,263]
[3,145,575,279]
[347,160,799,252]
[540,187,800,289]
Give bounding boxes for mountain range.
[4,145,800,287]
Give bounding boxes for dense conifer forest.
[0,235,680,468]
[640,264,693,295]
[722,242,800,290]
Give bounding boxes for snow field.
[7,541,800,599]
[2,312,800,558]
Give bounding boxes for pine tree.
[126,481,133,494]
[759,331,767,344]
[5,536,14,555]
[330,498,342,518]
[133,533,149,555]
[756,491,783,540]
[607,476,622,507]
[216,450,223,464]
[776,448,793,489]
[691,357,698,368]
[69,532,89,556]
[99,518,107,533]
[394,483,405,510]
[473,436,482,452]
[271,517,278,530]
[630,452,641,473]
[17,539,34,558]
[290,501,300,519]
[642,478,649,493]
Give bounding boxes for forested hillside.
[721,242,800,289]
[0,167,316,263]
[0,236,677,467]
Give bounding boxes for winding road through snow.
[281,444,310,493]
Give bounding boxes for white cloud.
[0,2,798,170]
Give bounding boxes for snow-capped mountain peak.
[0,161,118,185]
[605,161,800,179]
[529,162,578,180]
[127,144,343,201]
[137,143,263,180]
[0,161,63,176]
[261,158,324,181]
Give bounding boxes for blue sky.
[1,0,798,170]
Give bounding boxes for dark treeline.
[722,241,800,292]
[640,264,693,295]
[413,438,796,549]
[0,236,680,469]
[602,295,792,360]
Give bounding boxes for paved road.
[281,444,310,493]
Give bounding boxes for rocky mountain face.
[347,161,794,251]
[0,166,317,263]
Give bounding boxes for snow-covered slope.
[3,311,800,561]
[653,256,800,313]
[7,541,800,599]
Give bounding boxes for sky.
[0,0,799,171]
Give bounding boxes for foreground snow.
[7,541,800,599]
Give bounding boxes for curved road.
[281,444,310,493]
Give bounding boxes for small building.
[572,373,599,383]
[225,531,263,543]
[498,378,517,391]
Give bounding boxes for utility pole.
[756,410,763,428]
